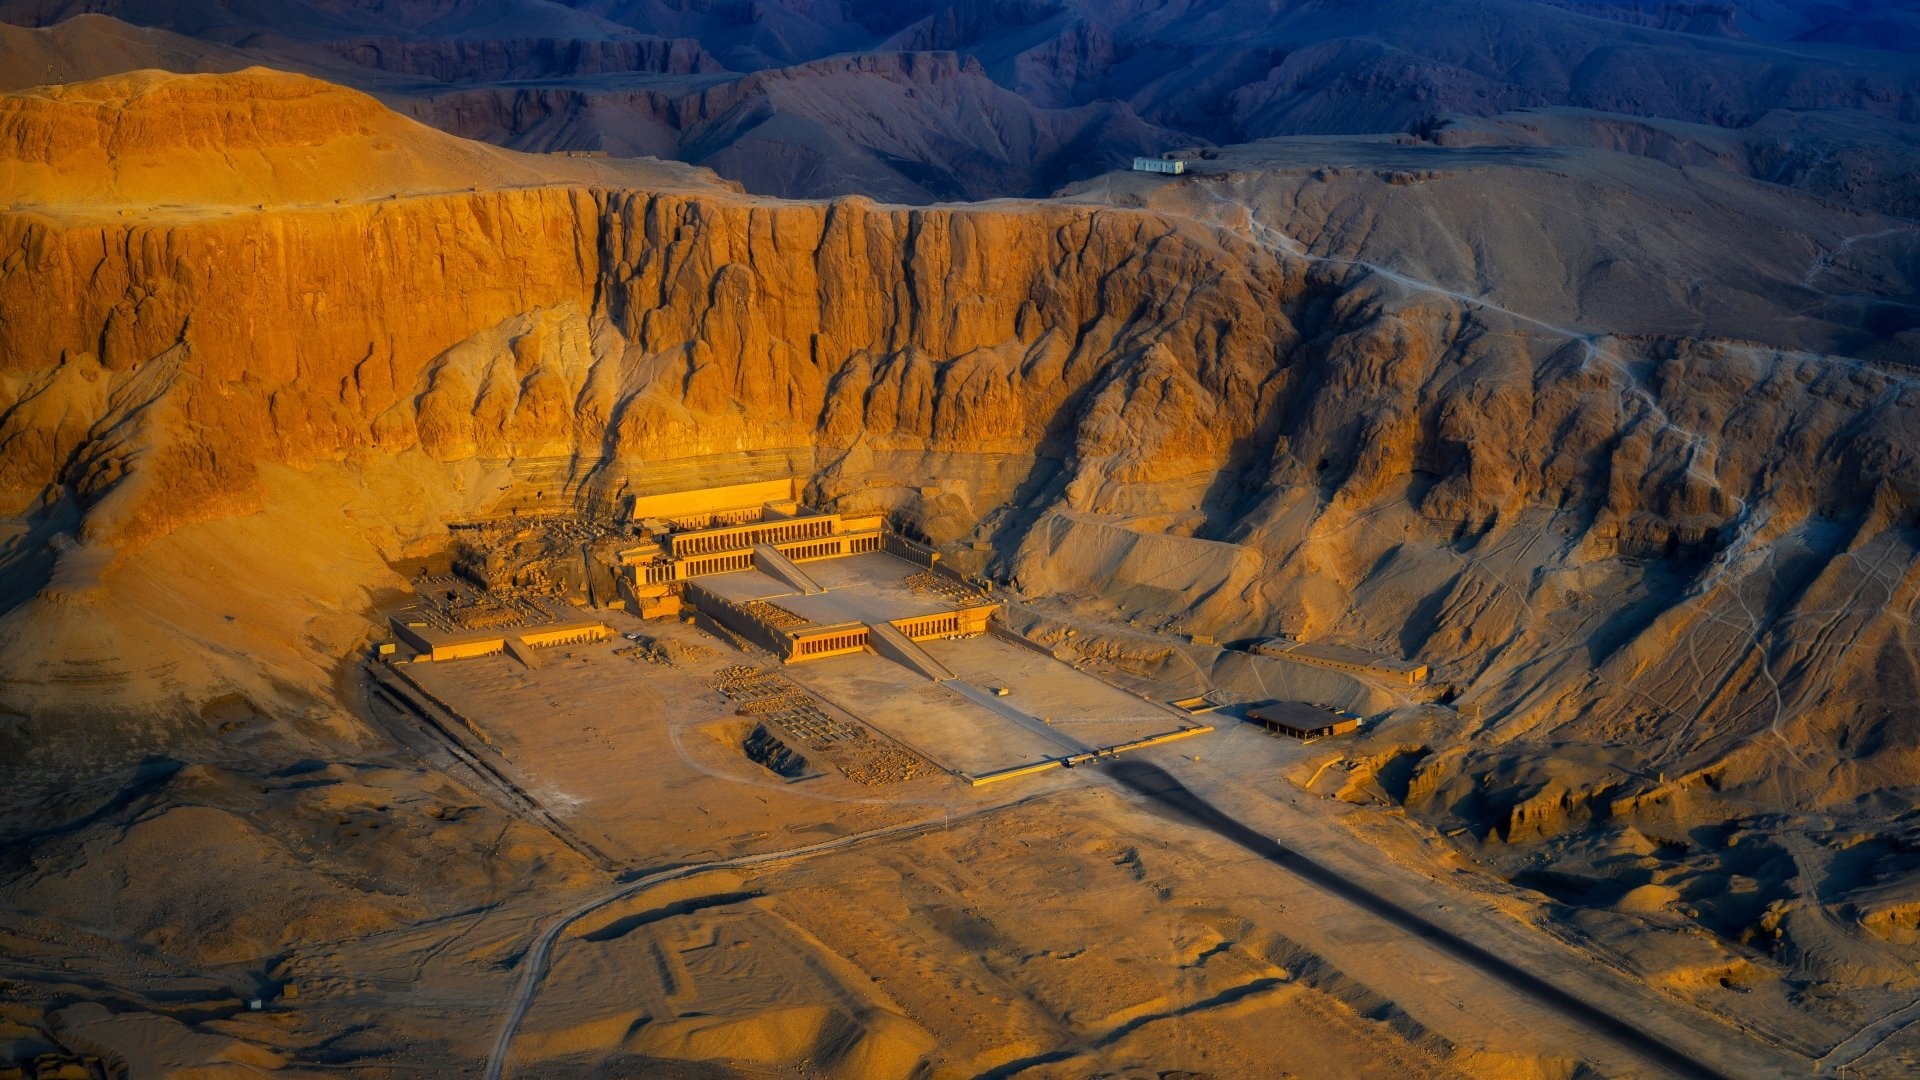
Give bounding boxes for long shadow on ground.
[1099,758,1737,1080]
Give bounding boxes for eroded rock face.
[0,186,1300,542]
[0,71,1300,543]
[4,73,1917,572]
[326,34,723,83]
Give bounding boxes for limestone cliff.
[0,71,1298,547]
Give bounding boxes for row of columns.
[674,517,835,556]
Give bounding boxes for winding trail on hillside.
[1819,995,1920,1074]
[1165,178,1876,775]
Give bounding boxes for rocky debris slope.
[403,50,1184,203]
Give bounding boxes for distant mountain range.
[5,0,1919,205]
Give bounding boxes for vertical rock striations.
[0,72,1301,544]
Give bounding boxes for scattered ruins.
[387,574,610,663]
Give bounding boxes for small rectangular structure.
[1132,156,1186,174]
[625,478,799,529]
[391,613,610,662]
[1169,692,1224,714]
[1247,701,1360,742]
[1251,637,1429,685]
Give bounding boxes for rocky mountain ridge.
[6,1,1920,204]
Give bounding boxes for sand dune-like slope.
[0,65,723,210]
[1433,106,1920,218]
[0,13,255,91]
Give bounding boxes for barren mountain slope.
[0,12,255,90]
[1162,136,1920,358]
[7,0,1920,205]
[403,51,1186,203]
[5,68,1920,1074]
[0,66,726,209]
[1433,106,1920,219]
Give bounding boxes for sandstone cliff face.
[6,72,1918,569]
[0,72,1294,546]
[0,180,1298,541]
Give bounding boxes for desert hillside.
[6,1,1920,204]
[2,45,1919,1080]
[0,66,725,208]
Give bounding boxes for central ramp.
[866,620,957,682]
[503,637,543,670]
[753,543,826,595]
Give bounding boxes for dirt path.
[1819,996,1920,1074]
[1102,757,1756,1080]
[482,792,1062,1080]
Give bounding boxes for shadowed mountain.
[4,0,1919,205]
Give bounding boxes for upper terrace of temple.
[617,479,890,591]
